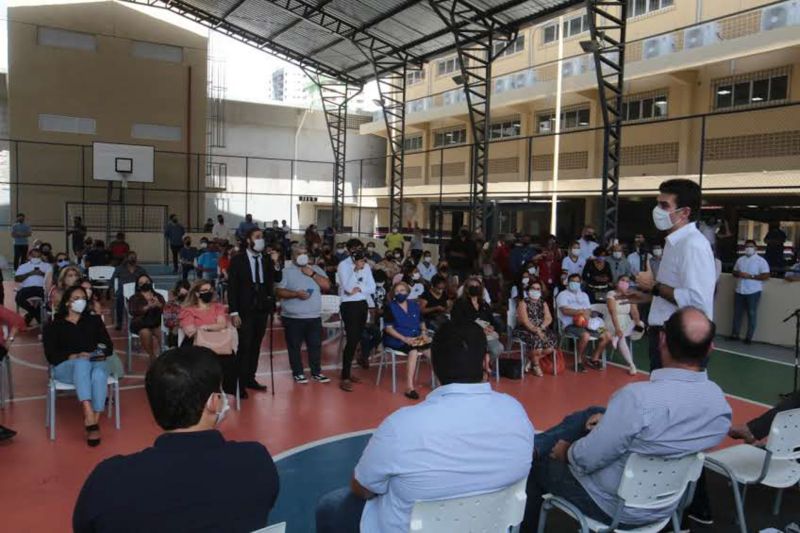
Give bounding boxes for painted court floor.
[0,297,797,532]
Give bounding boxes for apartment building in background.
[359,0,800,247]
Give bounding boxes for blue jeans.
[534,406,606,459]
[315,486,365,533]
[53,359,109,413]
[282,316,322,376]
[732,291,761,341]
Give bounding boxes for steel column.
[584,0,627,242]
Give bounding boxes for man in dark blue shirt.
[73,346,280,533]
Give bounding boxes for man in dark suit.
[228,227,282,396]
[73,346,280,533]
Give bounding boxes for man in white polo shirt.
[634,179,716,371]
[730,239,770,344]
[315,321,534,533]
[14,247,51,326]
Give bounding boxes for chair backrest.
[251,522,286,533]
[88,265,115,282]
[408,476,528,533]
[155,288,169,301]
[320,294,340,316]
[766,407,800,460]
[617,452,705,510]
[122,282,136,300]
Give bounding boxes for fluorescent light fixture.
[655,100,667,106]
[578,121,589,126]
[717,89,731,95]
[751,96,764,102]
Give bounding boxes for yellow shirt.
[385,233,405,251]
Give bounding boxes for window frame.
[622,92,669,122]
[712,71,790,110]
[628,0,674,18]
[403,134,424,152]
[489,118,522,140]
[535,107,591,134]
[436,56,462,77]
[542,13,589,44]
[406,70,425,85]
[433,128,467,147]
[493,35,525,58]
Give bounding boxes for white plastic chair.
[320,294,345,357]
[556,308,601,372]
[45,365,120,441]
[538,452,705,533]
[504,304,525,382]
[375,346,435,394]
[409,476,528,532]
[251,522,286,533]
[88,265,115,292]
[704,408,800,533]
[177,328,241,411]
[124,284,168,370]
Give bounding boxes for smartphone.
[306,288,314,296]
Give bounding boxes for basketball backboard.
[93,142,154,184]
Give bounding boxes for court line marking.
[273,429,376,462]
[712,345,794,367]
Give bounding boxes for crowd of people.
[1,179,799,531]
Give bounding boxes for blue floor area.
[270,433,373,533]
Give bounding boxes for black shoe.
[311,373,331,383]
[404,390,420,400]
[729,335,740,342]
[577,363,587,373]
[245,380,268,391]
[743,338,752,345]
[0,424,17,441]
[293,374,309,384]
[238,388,249,399]
[24,314,33,327]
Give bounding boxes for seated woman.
[164,280,190,348]
[48,265,82,312]
[397,261,426,300]
[78,277,104,317]
[604,275,642,375]
[382,281,431,401]
[451,276,503,363]
[582,245,613,303]
[179,280,238,394]
[127,274,165,365]
[418,274,450,332]
[509,269,534,301]
[513,280,558,377]
[44,252,71,295]
[43,285,114,446]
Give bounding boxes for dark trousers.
[15,286,44,321]
[181,264,195,281]
[170,245,182,272]
[340,300,368,380]
[237,311,268,384]
[316,487,365,533]
[115,290,125,328]
[534,406,606,459]
[283,316,322,376]
[648,326,663,371]
[219,354,239,394]
[13,244,28,270]
[749,390,800,441]
[732,291,761,341]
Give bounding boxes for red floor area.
[0,299,766,532]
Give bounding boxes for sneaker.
[293,374,309,384]
[311,373,330,383]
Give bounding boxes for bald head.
[660,307,715,368]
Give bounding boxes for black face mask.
[199,292,213,303]
[138,283,153,292]
[585,234,596,242]
[176,293,188,302]
[128,258,137,265]
[467,286,481,297]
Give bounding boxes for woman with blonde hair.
[179,279,238,394]
[48,265,82,311]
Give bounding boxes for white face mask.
[529,289,542,300]
[652,206,676,231]
[252,238,265,252]
[570,248,580,257]
[212,390,230,426]
[568,281,581,293]
[392,228,399,234]
[745,247,756,257]
[422,256,431,263]
[653,248,663,258]
[527,267,537,275]
[296,254,309,266]
[70,298,87,314]
[521,277,530,286]
[30,257,42,265]
[412,272,421,281]
[612,251,623,259]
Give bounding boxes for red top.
[179,303,228,338]
[493,244,511,279]
[218,255,231,274]
[0,305,26,346]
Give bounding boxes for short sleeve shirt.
[16,260,51,289]
[556,289,590,328]
[733,254,770,295]
[278,263,327,319]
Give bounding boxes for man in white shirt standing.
[731,239,770,344]
[14,247,51,326]
[211,215,229,242]
[315,321,534,533]
[633,179,716,371]
[578,226,599,262]
[336,239,376,392]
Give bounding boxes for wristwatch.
[652,283,662,298]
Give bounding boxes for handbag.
[498,358,522,380]
[195,326,238,356]
[539,349,566,376]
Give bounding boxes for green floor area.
[621,342,795,406]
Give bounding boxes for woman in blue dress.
[383,281,431,400]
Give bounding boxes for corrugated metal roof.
[130,0,583,84]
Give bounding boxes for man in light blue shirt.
[11,212,32,270]
[520,307,731,531]
[316,321,535,533]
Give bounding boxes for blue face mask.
[568,281,581,293]
[57,260,69,268]
[395,293,408,303]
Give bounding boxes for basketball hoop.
[120,173,130,189]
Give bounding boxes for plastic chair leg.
[235,379,241,411]
[391,352,397,394]
[375,351,386,386]
[519,342,526,382]
[773,488,784,516]
[114,382,121,430]
[536,500,550,533]
[49,387,56,441]
[730,481,748,533]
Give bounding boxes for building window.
[433,128,467,147]
[490,118,522,139]
[131,123,182,142]
[628,0,674,18]
[536,107,590,133]
[436,56,461,77]
[713,70,790,110]
[37,27,96,51]
[271,69,286,101]
[38,114,96,135]
[493,36,525,58]
[406,70,425,85]
[404,135,423,151]
[543,13,588,44]
[132,41,183,63]
[622,92,668,122]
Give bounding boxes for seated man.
[521,307,731,531]
[316,321,534,533]
[73,346,279,533]
[556,273,611,371]
[14,247,51,326]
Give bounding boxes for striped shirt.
[568,368,731,525]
